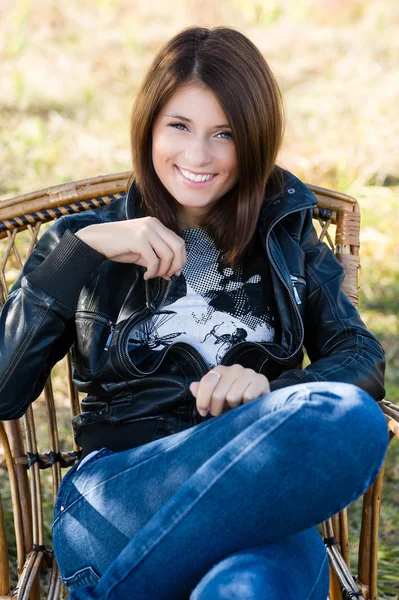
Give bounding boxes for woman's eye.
[217,131,233,140]
[169,122,188,131]
[168,123,232,140]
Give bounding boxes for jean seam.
[53,463,80,514]
[103,399,308,600]
[304,551,329,600]
[63,565,100,584]
[52,449,113,526]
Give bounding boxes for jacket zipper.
[290,275,306,305]
[74,311,116,352]
[263,204,316,362]
[76,311,114,328]
[114,277,186,376]
[122,334,211,378]
[104,325,115,352]
[104,277,164,354]
[112,202,315,373]
[120,276,174,374]
[218,341,273,367]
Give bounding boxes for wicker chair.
[0,173,398,600]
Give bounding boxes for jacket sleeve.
[0,217,107,420]
[269,207,386,400]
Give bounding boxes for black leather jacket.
[0,171,385,456]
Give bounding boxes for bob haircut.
[129,26,288,269]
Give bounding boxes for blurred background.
[0,0,398,597]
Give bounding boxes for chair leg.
[329,566,344,600]
[356,460,387,600]
[323,516,365,600]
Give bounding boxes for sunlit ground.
[0,0,398,597]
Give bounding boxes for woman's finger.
[240,375,270,404]
[198,365,247,417]
[195,366,231,416]
[195,366,270,417]
[223,370,264,408]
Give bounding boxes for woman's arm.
[0,217,106,420]
[269,208,385,400]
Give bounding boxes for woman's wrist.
[75,225,105,256]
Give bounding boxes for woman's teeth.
[178,167,214,182]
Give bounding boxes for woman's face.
[152,83,239,229]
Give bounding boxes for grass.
[0,0,398,598]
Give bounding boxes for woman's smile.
[174,165,218,188]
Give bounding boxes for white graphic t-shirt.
[127,227,280,369]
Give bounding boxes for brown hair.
[129,26,287,269]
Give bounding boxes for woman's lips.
[175,165,217,188]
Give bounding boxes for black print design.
[127,227,277,368]
[201,322,248,363]
[128,309,184,350]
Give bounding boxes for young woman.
[0,26,388,599]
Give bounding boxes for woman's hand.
[75,217,187,281]
[190,365,270,417]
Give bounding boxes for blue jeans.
[52,382,388,599]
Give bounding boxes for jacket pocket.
[151,416,180,442]
[74,311,115,375]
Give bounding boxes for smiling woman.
[129,26,287,269]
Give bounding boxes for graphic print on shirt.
[127,227,278,368]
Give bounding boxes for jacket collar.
[258,171,318,226]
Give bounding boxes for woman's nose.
[184,137,213,166]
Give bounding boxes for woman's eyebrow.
[163,114,231,128]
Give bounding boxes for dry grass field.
[0,0,398,597]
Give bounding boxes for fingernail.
[198,408,208,417]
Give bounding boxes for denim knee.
[316,382,388,454]
[260,381,389,501]
[268,381,388,448]
[190,554,273,600]
[189,547,330,600]
[302,382,388,490]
